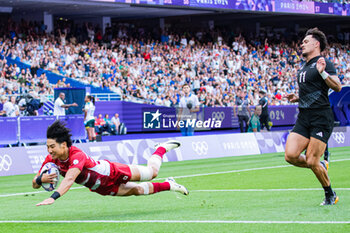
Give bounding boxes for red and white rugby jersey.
[39,146,111,190]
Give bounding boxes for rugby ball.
[40,162,60,191]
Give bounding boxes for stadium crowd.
[0,18,349,110]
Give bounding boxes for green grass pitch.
[0,147,349,232]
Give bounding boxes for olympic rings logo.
[332,132,345,144]
[191,141,209,155]
[211,112,225,122]
[0,154,12,172]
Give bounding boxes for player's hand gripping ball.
[40,162,60,191]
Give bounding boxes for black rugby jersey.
[259,96,269,116]
[297,56,336,109]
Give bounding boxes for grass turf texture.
[0,146,349,233]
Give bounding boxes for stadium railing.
[92,93,121,101]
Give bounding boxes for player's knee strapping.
[147,154,162,171]
[139,182,149,195]
[138,166,153,181]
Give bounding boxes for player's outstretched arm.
[36,168,80,206]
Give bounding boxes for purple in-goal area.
[0,127,349,177]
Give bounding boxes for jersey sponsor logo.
[332,132,345,144]
[0,154,12,172]
[316,132,323,138]
[73,159,79,165]
[191,141,209,155]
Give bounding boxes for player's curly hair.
[305,27,328,52]
[47,120,72,147]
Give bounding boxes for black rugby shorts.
[292,108,334,143]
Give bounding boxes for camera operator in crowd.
[177,83,199,136]
[235,89,251,133]
[17,92,43,116]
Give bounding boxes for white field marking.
[193,188,350,192]
[0,187,82,198]
[1,220,350,224]
[1,157,350,198]
[168,157,350,180]
[1,187,349,198]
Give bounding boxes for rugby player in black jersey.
[284,28,342,205]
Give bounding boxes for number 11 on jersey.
[299,71,306,83]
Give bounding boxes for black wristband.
[35,174,43,186]
[50,191,61,200]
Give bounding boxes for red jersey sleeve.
[38,155,53,174]
[68,151,87,171]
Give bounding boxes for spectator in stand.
[0,95,16,117]
[104,113,116,135]
[10,95,19,117]
[95,113,107,135]
[111,113,120,135]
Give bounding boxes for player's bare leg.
[116,182,154,196]
[305,138,338,205]
[305,137,328,186]
[285,133,338,205]
[118,140,188,196]
[285,132,309,168]
[129,140,181,181]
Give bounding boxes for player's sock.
[153,147,166,159]
[152,182,170,193]
[323,185,334,198]
[324,145,329,161]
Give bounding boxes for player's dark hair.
[87,95,95,105]
[305,27,327,52]
[47,120,72,147]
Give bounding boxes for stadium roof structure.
[1,0,213,19]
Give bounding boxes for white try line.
[1,157,350,198]
[1,220,350,224]
[1,187,349,198]
[193,188,350,192]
